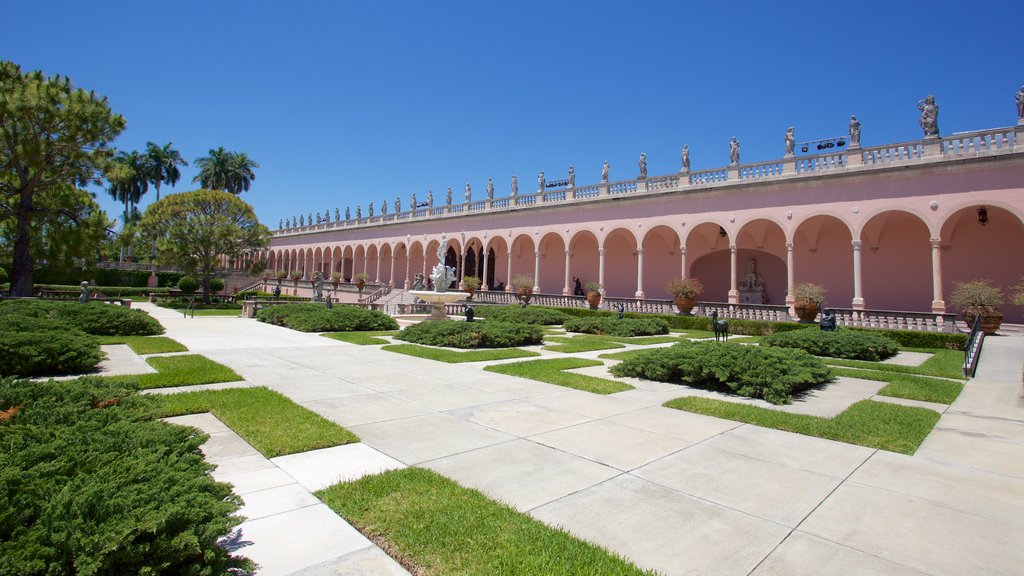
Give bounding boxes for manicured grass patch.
[318,468,654,576]
[598,349,651,362]
[828,349,964,379]
[396,320,543,348]
[322,330,399,345]
[383,344,540,363]
[543,336,626,353]
[156,387,358,457]
[105,354,242,389]
[97,335,188,354]
[485,358,632,394]
[672,329,717,339]
[831,366,963,404]
[666,397,940,454]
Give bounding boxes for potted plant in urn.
[792,282,826,323]
[289,270,303,287]
[951,279,1004,335]
[462,275,481,300]
[665,277,703,315]
[276,270,287,285]
[584,281,603,310]
[330,272,343,290]
[353,272,370,294]
[512,274,535,305]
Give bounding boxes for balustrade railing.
[738,161,784,179]
[646,175,679,191]
[943,127,1016,157]
[574,184,600,198]
[796,153,845,173]
[688,168,728,185]
[861,141,924,165]
[696,302,793,322]
[608,180,637,195]
[542,189,567,202]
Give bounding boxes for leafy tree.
[142,189,270,303]
[144,141,187,201]
[192,147,259,194]
[0,185,109,272]
[0,61,125,296]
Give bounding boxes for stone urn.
[356,279,366,294]
[962,306,1003,335]
[794,301,819,323]
[517,287,533,305]
[674,295,695,315]
[586,290,602,310]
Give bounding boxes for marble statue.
[739,258,766,291]
[427,190,434,208]
[308,213,313,226]
[395,197,401,213]
[316,212,322,224]
[311,271,324,302]
[729,137,740,165]
[486,178,494,200]
[538,171,545,192]
[299,214,305,227]
[334,208,340,221]
[411,192,417,210]
[79,281,89,304]
[412,272,425,291]
[601,160,609,183]
[681,145,690,172]
[918,95,939,137]
[368,202,374,218]
[345,207,350,222]
[465,182,471,203]
[568,165,575,187]
[511,175,518,196]
[292,216,297,228]
[849,115,861,146]
[430,237,457,293]
[279,219,283,229]
[785,127,795,156]
[446,187,452,206]
[1016,86,1024,122]
[381,199,387,215]
[638,153,647,179]
[356,205,361,219]
[324,210,330,222]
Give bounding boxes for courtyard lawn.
[827,348,964,379]
[318,468,655,576]
[485,357,632,394]
[598,349,651,362]
[157,387,358,457]
[666,397,940,455]
[831,366,964,404]
[671,329,717,339]
[543,336,626,354]
[382,344,539,363]
[323,330,399,345]
[104,354,242,389]
[97,335,188,355]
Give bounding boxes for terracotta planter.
[794,302,819,323]
[674,295,695,315]
[464,289,475,301]
[356,280,366,293]
[586,290,602,310]
[516,287,533,305]
[963,306,1003,335]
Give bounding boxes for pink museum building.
[255,94,1024,325]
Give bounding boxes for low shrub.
[0,377,250,574]
[563,316,670,337]
[762,328,901,361]
[236,290,306,301]
[256,303,399,332]
[396,319,543,348]
[208,278,225,293]
[474,305,569,325]
[177,275,199,293]
[610,340,832,404]
[847,327,967,351]
[33,284,175,298]
[0,300,163,336]
[0,321,101,376]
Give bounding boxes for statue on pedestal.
[380,199,387,215]
[345,207,350,222]
[738,257,766,304]
[356,205,361,219]
[568,165,575,187]
[729,137,740,165]
[292,216,297,228]
[299,214,305,227]
[278,219,283,230]
[681,146,690,172]
[638,153,647,179]
[918,95,939,137]
[315,212,322,224]
[538,171,545,192]
[427,190,434,208]
[785,127,795,156]
[486,178,494,200]
[430,237,457,293]
[368,202,374,218]
[308,213,312,226]
[446,187,452,206]
[465,182,471,203]
[395,197,401,213]
[334,208,340,221]
[849,115,861,146]
[511,175,518,196]
[411,192,417,211]
[601,160,609,183]
[79,281,90,304]
[311,271,324,302]
[1016,86,1024,123]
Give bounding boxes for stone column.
[404,252,411,289]
[851,240,865,309]
[388,256,395,287]
[505,251,513,292]
[482,249,490,291]
[421,251,428,283]
[374,254,382,284]
[634,248,645,299]
[679,246,687,279]
[930,237,945,313]
[533,250,541,293]
[728,244,739,304]
[458,250,465,289]
[598,248,606,296]
[785,242,795,307]
[563,249,571,295]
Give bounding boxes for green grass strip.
[666,397,940,455]
[318,468,655,576]
[831,366,963,404]
[105,354,242,389]
[157,387,358,457]
[97,335,188,354]
[382,344,540,363]
[598,349,650,362]
[827,349,963,379]
[543,337,626,353]
[186,309,243,316]
[322,331,399,345]
[485,357,632,394]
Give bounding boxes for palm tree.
[193,147,259,194]
[106,150,148,261]
[144,141,187,201]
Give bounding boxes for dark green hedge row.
[847,327,967,350]
[611,341,832,405]
[473,305,569,325]
[763,328,901,361]
[29,267,185,288]
[236,290,308,301]
[563,316,670,337]
[0,300,163,336]
[0,377,251,574]
[34,284,175,298]
[257,303,398,332]
[396,320,543,348]
[0,316,101,377]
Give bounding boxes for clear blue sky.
[5,0,1022,229]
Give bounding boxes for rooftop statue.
[380,199,387,215]
[308,212,312,225]
[316,212,322,224]
[849,115,861,146]
[729,137,740,165]
[568,165,575,187]
[345,207,350,222]
[681,145,690,172]
[1016,86,1024,123]
[601,160,609,183]
[486,178,494,200]
[785,127,795,156]
[356,205,361,219]
[395,197,401,213]
[465,182,471,202]
[427,190,434,207]
[292,216,297,227]
[918,95,939,137]
[638,153,647,179]
[538,171,545,192]
[299,214,305,226]
[279,219,283,230]
[368,202,374,218]
[446,187,452,206]
[511,175,518,196]
[411,192,417,210]
[334,208,340,221]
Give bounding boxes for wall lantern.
[977,206,989,226]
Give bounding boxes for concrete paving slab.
[775,376,882,418]
[96,344,157,375]
[349,413,515,465]
[605,406,741,443]
[387,382,524,412]
[209,453,278,478]
[798,481,1024,576]
[271,444,406,492]
[217,467,296,496]
[702,424,874,477]
[914,428,1024,479]
[633,444,842,527]
[201,431,263,461]
[530,474,790,576]
[236,504,373,576]
[881,351,933,367]
[529,419,692,471]
[163,412,232,434]
[752,531,929,576]
[238,482,321,521]
[934,411,1024,441]
[446,399,593,437]
[519,388,652,419]
[302,394,430,427]
[288,546,409,576]
[456,374,562,398]
[424,439,621,511]
[143,380,253,395]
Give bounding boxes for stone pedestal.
[727,164,740,181]
[846,144,863,167]
[739,289,764,305]
[783,154,796,174]
[922,135,943,157]
[636,179,648,192]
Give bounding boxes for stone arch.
[485,235,510,290]
[331,246,343,276]
[366,244,380,282]
[509,233,537,288]
[312,247,323,277]
[687,221,733,302]
[538,232,567,294]
[379,243,394,286]
[393,242,409,288]
[793,214,854,308]
[409,240,425,285]
[734,218,788,305]
[601,227,638,298]
[641,225,682,300]
[569,230,600,295]
[342,246,354,280]
[353,245,366,276]
[861,210,931,312]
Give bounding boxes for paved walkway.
[139,303,1024,576]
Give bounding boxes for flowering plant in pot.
[353,272,370,294]
[792,282,826,323]
[462,275,481,299]
[289,270,303,286]
[951,279,1004,335]
[330,272,343,289]
[512,274,535,305]
[276,270,287,284]
[665,277,703,315]
[584,281,603,309]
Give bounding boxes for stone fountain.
[409,236,465,319]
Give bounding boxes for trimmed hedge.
[0,319,101,377]
[473,305,569,325]
[848,327,967,351]
[30,267,185,288]
[256,303,399,332]
[33,284,175,298]
[563,316,670,337]
[0,377,251,574]
[610,340,832,404]
[0,300,164,336]
[396,320,543,348]
[762,328,901,361]
[236,290,308,301]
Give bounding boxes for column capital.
[785,242,794,251]
[636,248,644,255]
[729,244,737,253]
[534,250,541,257]
[851,240,862,250]
[598,249,606,256]
[564,249,571,255]
[929,237,942,248]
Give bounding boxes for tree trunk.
[11,188,34,297]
